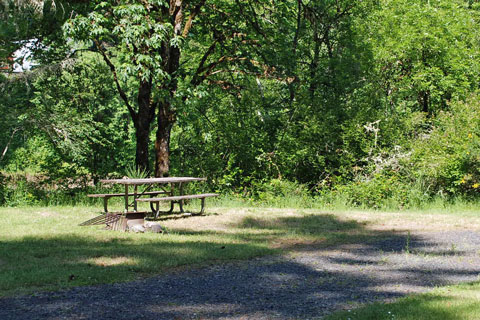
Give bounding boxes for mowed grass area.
[1,202,480,299]
[326,282,480,320]
[0,204,368,297]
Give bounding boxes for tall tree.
[65,1,208,175]
[65,0,280,176]
[367,0,480,115]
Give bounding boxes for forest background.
[1,0,480,210]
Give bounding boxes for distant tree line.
[1,0,480,207]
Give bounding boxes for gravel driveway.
[1,230,480,319]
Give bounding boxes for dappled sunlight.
[2,206,480,319]
[148,302,242,314]
[85,256,137,267]
[2,205,480,305]
[0,231,273,296]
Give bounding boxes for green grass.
[325,282,480,320]
[0,205,373,297]
[2,201,480,320]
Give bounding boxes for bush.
[252,179,310,207]
[329,172,430,209]
[408,94,480,197]
[324,94,480,209]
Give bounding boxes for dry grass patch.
[338,210,480,232]
[86,256,137,267]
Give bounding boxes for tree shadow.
[0,234,271,297]
[1,213,479,319]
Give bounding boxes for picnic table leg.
[124,185,129,214]
[199,197,205,215]
[169,183,176,213]
[179,182,185,213]
[150,201,174,216]
[153,201,160,219]
[133,185,138,212]
[103,197,109,213]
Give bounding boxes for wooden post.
[170,182,175,213]
[200,197,205,215]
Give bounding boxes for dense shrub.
[408,95,480,196]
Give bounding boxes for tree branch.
[191,39,218,86]
[94,40,137,123]
[0,128,19,163]
[170,0,183,35]
[182,0,207,37]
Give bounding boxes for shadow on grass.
[1,212,480,319]
[171,213,387,251]
[237,213,363,234]
[152,211,220,221]
[0,234,271,297]
[236,213,376,250]
[0,212,376,297]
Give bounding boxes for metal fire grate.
[79,213,127,231]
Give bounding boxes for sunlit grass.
[1,204,480,299]
[325,282,480,320]
[0,205,367,297]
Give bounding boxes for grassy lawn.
[1,202,480,299]
[325,282,480,320]
[0,204,367,297]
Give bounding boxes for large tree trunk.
[154,1,181,177]
[154,102,175,177]
[134,80,155,173]
[134,119,151,172]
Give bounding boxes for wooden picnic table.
[82,177,218,231]
[99,177,207,214]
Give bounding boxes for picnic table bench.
[81,177,218,231]
[137,193,219,217]
[87,191,169,213]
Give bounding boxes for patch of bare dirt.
[36,211,59,218]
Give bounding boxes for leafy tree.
[29,54,133,180]
[0,1,91,66]
[64,0,218,175]
[366,0,480,115]
[64,0,316,177]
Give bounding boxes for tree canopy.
[1,0,480,207]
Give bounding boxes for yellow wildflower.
[468,133,473,138]
[473,183,480,189]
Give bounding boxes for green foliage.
[2,0,480,208]
[329,173,430,209]
[5,136,61,175]
[408,94,480,196]
[253,179,310,206]
[28,54,135,179]
[328,94,480,208]
[63,1,173,83]
[366,0,480,114]
[125,164,149,179]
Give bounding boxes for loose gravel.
[1,230,480,319]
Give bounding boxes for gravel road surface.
[1,230,480,319]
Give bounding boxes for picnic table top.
[100,177,207,185]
